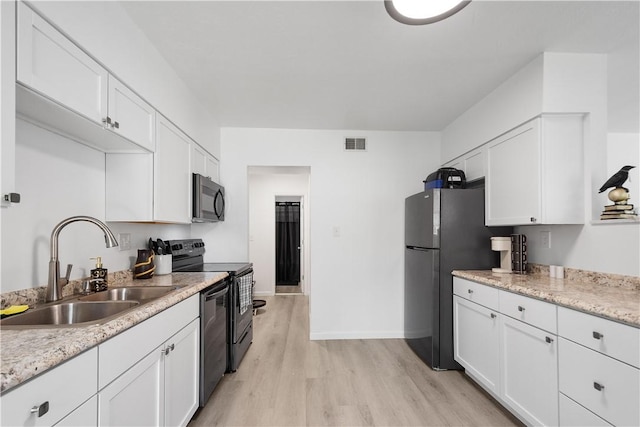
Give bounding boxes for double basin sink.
[0,286,182,328]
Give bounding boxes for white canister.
[154,254,172,275]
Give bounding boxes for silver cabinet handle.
[545,336,554,343]
[3,193,20,203]
[31,401,49,417]
[530,217,537,223]
[593,382,605,391]
[164,343,176,356]
[467,289,473,294]
[490,313,497,319]
[593,331,604,339]
[517,305,525,312]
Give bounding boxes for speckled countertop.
[0,272,227,394]
[452,269,640,328]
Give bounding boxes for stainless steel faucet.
[46,216,119,302]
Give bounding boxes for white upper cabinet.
[154,115,192,223]
[191,142,220,182]
[486,114,584,226]
[15,2,153,153]
[107,75,155,152]
[17,2,107,124]
[106,115,191,223]
[443,146,486,183]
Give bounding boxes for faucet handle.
[61,264,73,285]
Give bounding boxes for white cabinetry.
[97,294,199,427]
[557,307,639,427]
[0,348,98,427]
[155,115,192,223]
[15,2,153,154]
[453,294,500,395]
[500,315,558,426]
[443,146,486,182]
[486,115,584,226]
[106,75,155,152]
[191,142,220,182]
[453,277,558,426]
[106,115,191,223]
[1,0,17,208]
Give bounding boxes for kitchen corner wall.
[442,52,640,277]
[216,128,440,340]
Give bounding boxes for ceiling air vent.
[344,137,366,151]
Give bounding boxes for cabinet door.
[453,296,500,396]
[164,319,200,427]
[98,348,164,427]
[191,143,207,177]
[463,147,485,182]
[206,156,220,182]
[107,76,155,151]
[155,115,191,223]
[1,348,98,427]
[486,119,541,226]
[500,316,558,426]
[17,2,107,125]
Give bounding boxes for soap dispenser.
[90,256,108,292]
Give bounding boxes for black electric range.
[167,239,254,373]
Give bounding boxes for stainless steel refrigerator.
[404,188,510,370]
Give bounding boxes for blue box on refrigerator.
[423,168,466,190]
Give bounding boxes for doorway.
[275,198,302,294]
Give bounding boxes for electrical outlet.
[540,231,551,249]
[118,233,131,251]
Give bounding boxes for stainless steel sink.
[78,286,181,303]
[0,285,184,329]
[0,301,139,328]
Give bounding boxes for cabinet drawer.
[1,348,98,427]
[98,294,199,388]
[453,277,499,311]
[559,338,640,427]
[558,306,640,368]
[499,290,557,333]
[559,393,611,427]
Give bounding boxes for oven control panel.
[166,239,206,257]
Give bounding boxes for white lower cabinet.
[453,277,558,426]
[0,348,98,427]
[97,295,200,427]
[453,295,501,395]
[557,306,640,427]
[500,316,558,426]
[454,277,640,427]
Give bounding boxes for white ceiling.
[120,1,640,132]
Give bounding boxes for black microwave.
[193,173,225,222]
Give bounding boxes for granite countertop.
[0,272,227,394]
[452,270,640,328]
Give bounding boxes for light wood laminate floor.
[189,295,521,427]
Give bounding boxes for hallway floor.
[188,295,521,426]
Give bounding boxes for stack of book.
[600,203,637,220]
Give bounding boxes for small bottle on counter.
[90,256,108,292]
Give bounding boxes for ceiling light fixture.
[384,0,471,25]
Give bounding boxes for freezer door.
[404,247,440,369]
[405,190,440,249]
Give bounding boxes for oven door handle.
[204,286,228,301]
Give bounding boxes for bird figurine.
[598,165,635,193]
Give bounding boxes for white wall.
[248,167,310,296]
[215,128,439,339]
[28,1,220,157]
[0,120,191,292]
